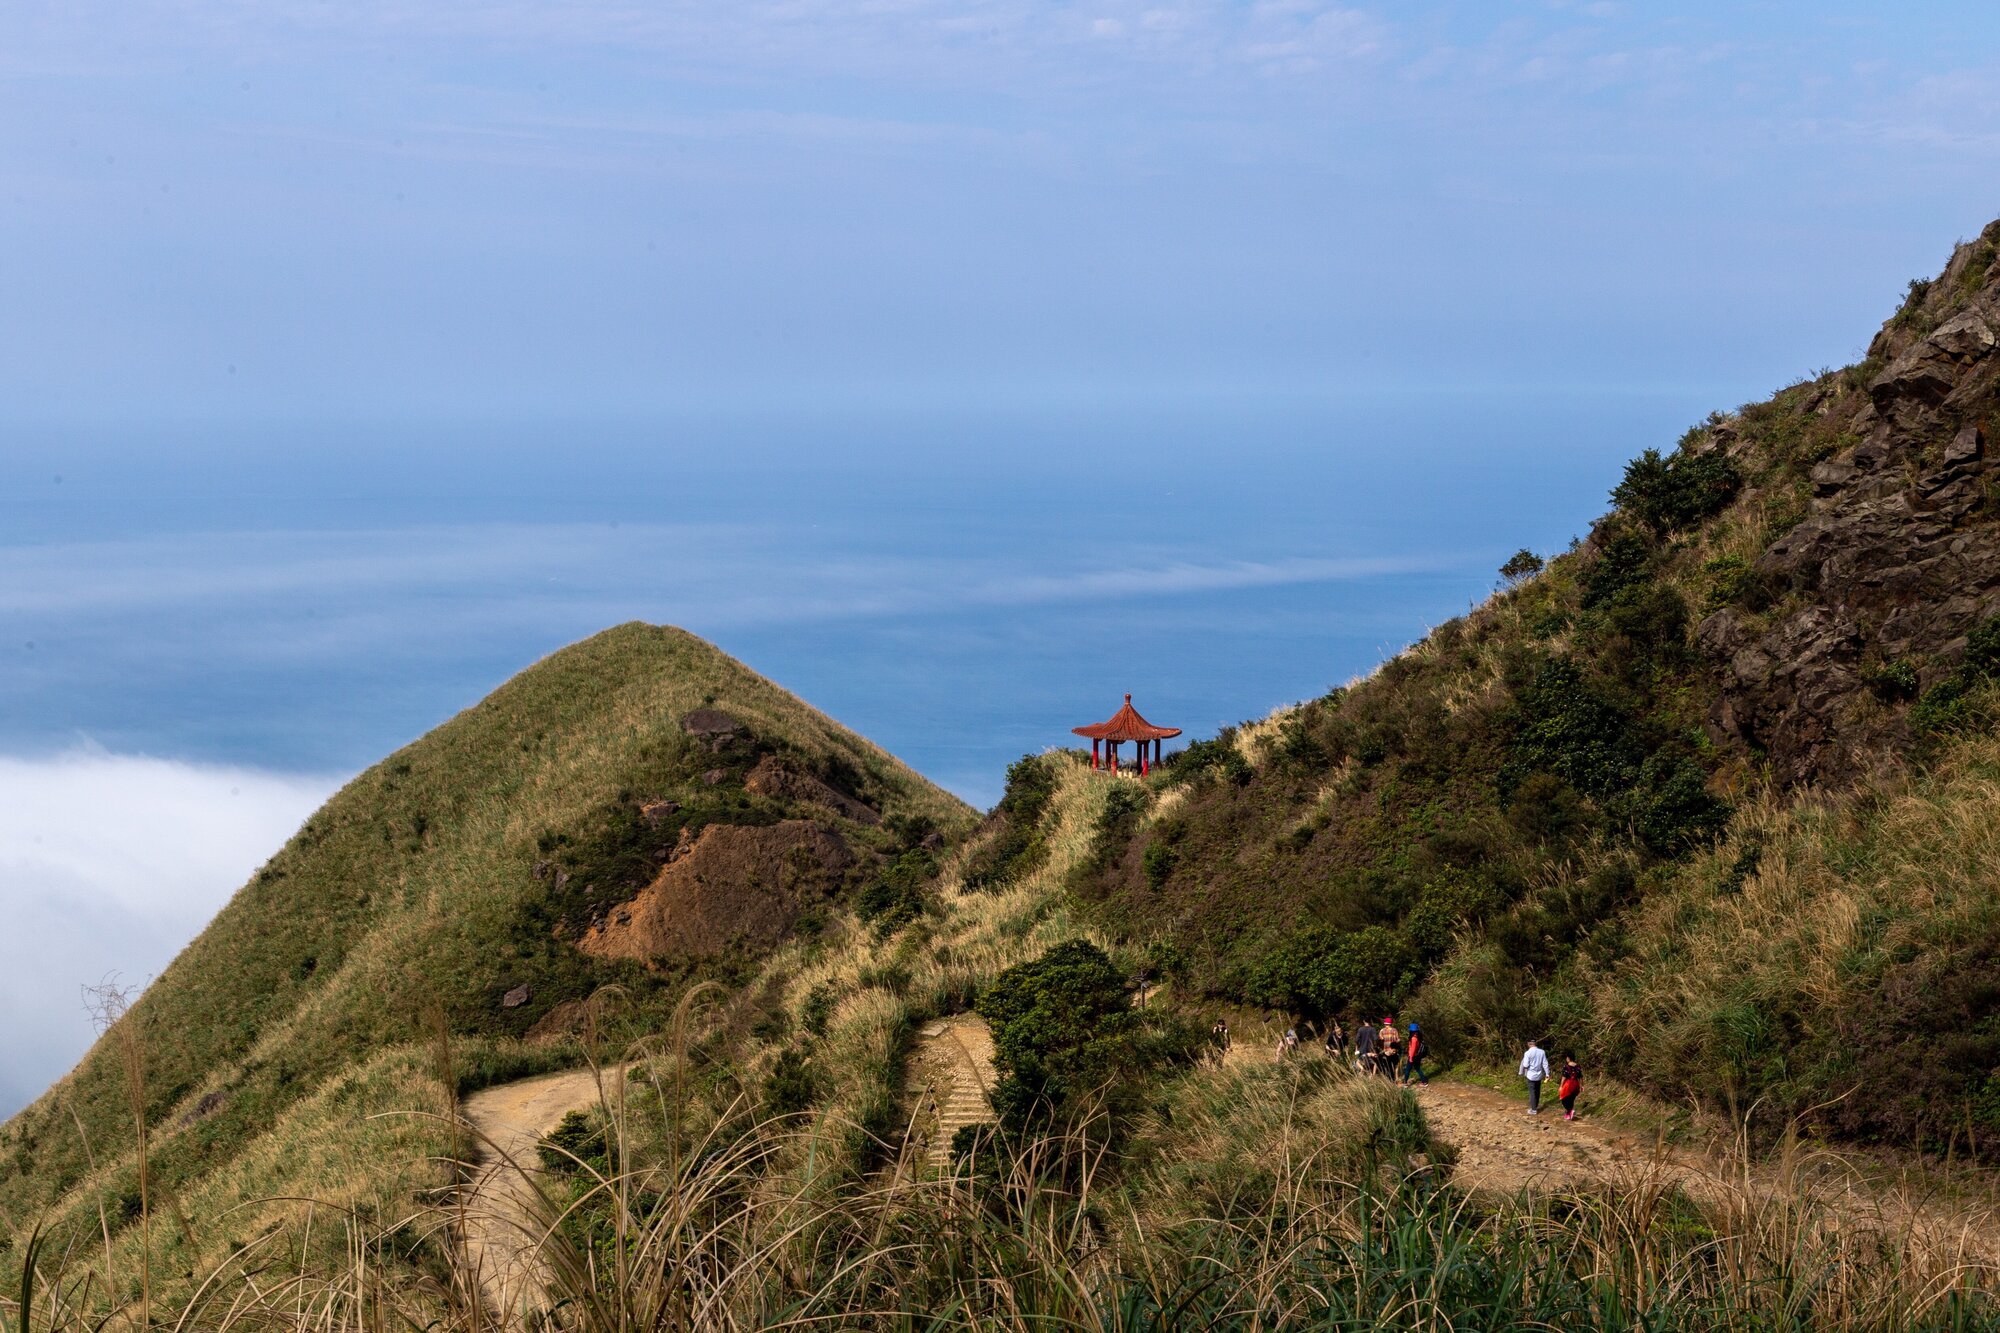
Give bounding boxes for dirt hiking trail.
[459,1066,617,1322]
[1216,1041,2000,1266]
[1417,1078,1695,1194]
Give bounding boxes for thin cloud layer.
[0,524,1452,627]
[0,751,336,1118]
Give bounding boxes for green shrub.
[1173,734,1251,785]
[1249,925,1416,1018]
[1503,657,1640,800]
[1598,583,1692,673]
[1892,276,1933,327]
[1404,872,1504,961]
[977,940,1136,1135]
[761,1047,823,1118]
[1611,445,1741,535]
[1141,841,1179,890]
[538,1108,610,1174]
[1864,658,1921,703]
[1580,532,1655,610]
[1910,618,2000,742]
[799,982,837,1037]
[1966,615,2000,678]
[979,940,1131,1077]
[1699,555,1755,612]
[1504,772,1589,844]
[964,755,1058,890]
[1624,756,1732,858]
[855,849,937,936]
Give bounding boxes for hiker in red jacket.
[1400,1022,1428,1086]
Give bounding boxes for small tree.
[1499,549,1544,586]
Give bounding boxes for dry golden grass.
[1601,732,2000,1079]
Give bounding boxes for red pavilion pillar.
[1091,738,1100,770]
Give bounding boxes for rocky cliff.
[1701,226,2000,785]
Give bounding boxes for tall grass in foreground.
[9,1063,1997,1333]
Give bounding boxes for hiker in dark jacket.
[1558,1057,1583,1120]
[1354,1020,1377,1073]
[1324,1017,1347,1058]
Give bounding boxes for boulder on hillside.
[681,708,744,751]
[744,754,881,825]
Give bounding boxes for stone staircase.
[910,1015,997,1170]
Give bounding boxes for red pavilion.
[1073,694,1182,776]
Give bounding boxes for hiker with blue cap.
[1400,1022,1428,1086]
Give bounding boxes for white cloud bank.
[0,750,337,1119]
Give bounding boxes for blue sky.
[4,1,1999,1114]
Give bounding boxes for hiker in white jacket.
[1519,1038,1550,1115]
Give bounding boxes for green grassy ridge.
[1065,225,2000,1152]
[0,622,972,1244]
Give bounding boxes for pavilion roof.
[1072,694,1182,743]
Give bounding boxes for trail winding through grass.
[459,1066,612,1322]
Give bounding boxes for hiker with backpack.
[1354,1018,1376,1074]
[1400,1022,1428,1086]
[1324,1016,1347,1060]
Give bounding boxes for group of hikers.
[1207,1019,1586,1118]
[1323,1014,1431,1083]
[1209,1015,1431,1083]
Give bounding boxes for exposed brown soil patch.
[578,820,851,962]
[745,754,881,825]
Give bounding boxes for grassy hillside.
[1068,221,2000,1152]
[0,623,972,1285]
[27,743,1988,1333]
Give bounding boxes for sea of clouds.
[0,749,335,1117]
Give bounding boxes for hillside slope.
[0,623,972,1270]
[1070,221,2000,1151]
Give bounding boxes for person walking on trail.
[1325,1017,1347,1059]
[1353,1018,1375,1073]
[1558,1057,1583,1120]
[1400,1022,1428,1086]
[1211,1020,1230,1061]
[1520,1037,1550,1114]
[1377,1017,1401,1078]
